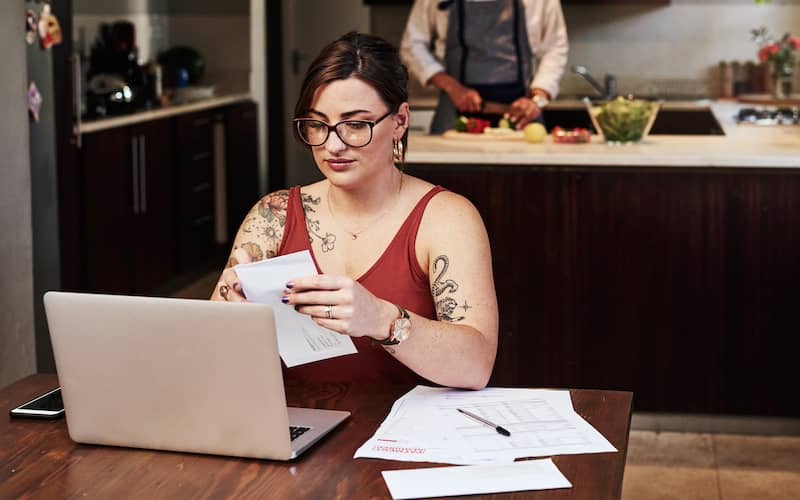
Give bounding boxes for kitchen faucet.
[571,65,617,100]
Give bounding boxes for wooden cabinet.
[175,111,217,272]
[224,101,260,243]
[82,118,176,294]
[78,101,259,295]
[407,164,800,417]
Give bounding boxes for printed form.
[235,250,357,367]
[355,386,617,465]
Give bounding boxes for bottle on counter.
[747,61,766,94]
[732,61,749,96]
[719,61,733,98]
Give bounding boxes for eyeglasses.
[293,110,392,148]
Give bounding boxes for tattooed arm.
[382,192,498,389]
[210,190,289,301]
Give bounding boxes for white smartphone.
[10,387,65,419]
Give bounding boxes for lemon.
[523,123,547,143]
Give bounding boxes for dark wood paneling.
[408,164,800,416]
[131,119,176,293]
[82,126,136,293]
[225,101,260,243]
[175,111,216,271]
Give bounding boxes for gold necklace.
[327,178,403,240]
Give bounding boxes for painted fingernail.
[286,281,295,289]
[281,296,290,304]
[233,283,242,292]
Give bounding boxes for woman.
[213,32,498,390]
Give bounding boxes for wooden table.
[1,375,632,499]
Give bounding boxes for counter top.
[406,102,800,169]
[78,93,252,134]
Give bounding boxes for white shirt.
[400,0,569,99]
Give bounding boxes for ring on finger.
[324,304,333,320]
[218,282,230,299]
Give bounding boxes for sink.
[542,107,726,136]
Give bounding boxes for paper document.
[234,250,357,367]
[381,459,571,499]
[356,385,617,465]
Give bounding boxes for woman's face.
[304,77,408,189]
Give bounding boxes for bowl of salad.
[584,97,661,145]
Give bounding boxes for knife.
[480,100,511,115]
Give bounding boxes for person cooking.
[400,0,568,133]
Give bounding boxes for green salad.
[594,97,657,143]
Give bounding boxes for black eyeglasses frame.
[293,110,393,148]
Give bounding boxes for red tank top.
[278,185,446,384]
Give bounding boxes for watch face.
[393,318,411,342]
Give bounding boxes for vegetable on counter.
[552,126,591,144]
[453,116,491,134]
[592,97,657,143]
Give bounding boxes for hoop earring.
[393,139,405,168]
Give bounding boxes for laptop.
[43,291,350,460]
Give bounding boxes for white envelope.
[234,250,357,367]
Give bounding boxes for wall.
[371,0,800,100]
[0,1,36,387]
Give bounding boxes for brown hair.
[294,31,409,163]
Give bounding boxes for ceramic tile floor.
[171,274,800,500]
[622,431,800,499]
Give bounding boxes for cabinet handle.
[191,182,211,193]
[191,215,213,227]
[72,53,82,148]
[131,136,139,214]
[140,135,147,213]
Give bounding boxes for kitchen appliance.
[736,107,800,126]
[84,21,158,117]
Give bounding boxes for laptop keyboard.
[290,426,311,441]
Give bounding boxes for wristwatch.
[373,305,411,346]
[532,94,550,109]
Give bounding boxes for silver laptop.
[43,291,350,460]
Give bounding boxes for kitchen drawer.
[177,215,215,271]
[178,180,214,223]
[175,111,214,148]
[178,149,214,185]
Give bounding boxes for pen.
[457,408,511,437]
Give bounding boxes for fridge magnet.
[28,81,43,123]
[38,3,62,50]
[25,10,38,45]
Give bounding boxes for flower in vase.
[751,27,798,78]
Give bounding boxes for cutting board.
[442,130,526,141]
[737,94,800,106]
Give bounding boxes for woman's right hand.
[212,248,253,302]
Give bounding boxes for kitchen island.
[404,101,800,417]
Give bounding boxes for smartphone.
[9,387,65,419]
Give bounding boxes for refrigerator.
[26,0,77,373]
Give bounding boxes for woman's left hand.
[283,275,397,340]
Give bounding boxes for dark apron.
[430,0,533,133]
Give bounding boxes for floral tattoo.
[431,255,466,322]
[230,190,289,266]
[301,193,337,252]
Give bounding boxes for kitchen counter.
[406,101,800,168]
[78,93,252,134]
